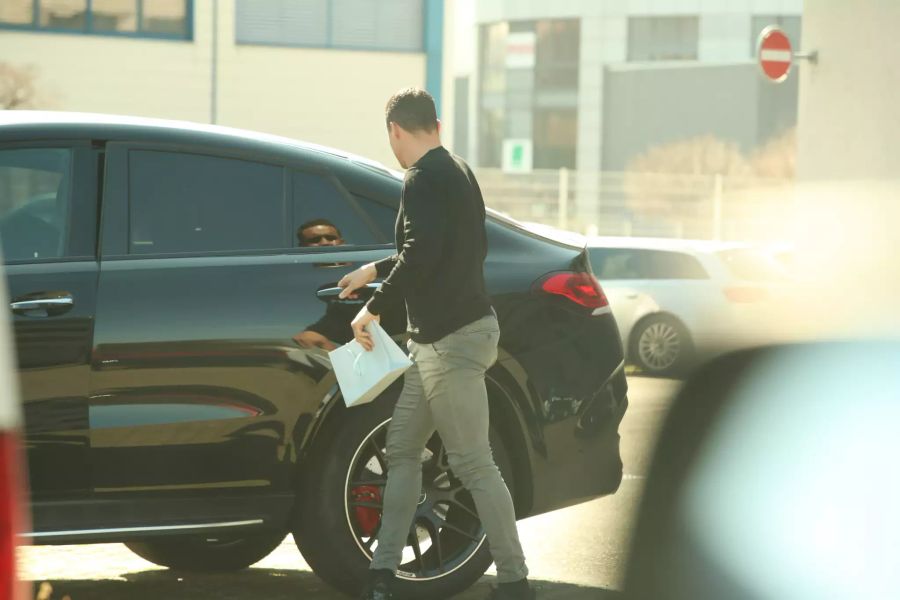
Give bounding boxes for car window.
[590,248,708,280]
[353,194,398,239]
[128,150,285,255]
[717,249,789,282]
[648,250,708,279]
[0,148,72,263]
[590,248,641,279]
[292,171,395,248]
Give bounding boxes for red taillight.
[1,431,28,600]
[724,286,769,303]
[536,272,609,310]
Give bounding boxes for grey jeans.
[369,313,529,583]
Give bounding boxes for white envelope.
[329,321,413,408]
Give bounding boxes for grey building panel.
[601,63,797,170]
[331,0,423,51]
[756,74,799,144]
[235,0,329,47]
[236,0,423,51]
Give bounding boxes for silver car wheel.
[638,321,682,371]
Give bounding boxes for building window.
[478,19,579,169]
[751,15,801,58]
[534,19,579,91]
[93,0,137,33]
[235,0,424,52]
[533,108,577,169]
[0,1,35,26]
[628,16,699,61]
[0,0,192,39]
[39,0,86,31]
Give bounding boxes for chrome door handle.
[10,295,74,316]
[316,283,381,301]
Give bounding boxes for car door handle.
[316,283,381,301]
[626,293,639,300]
[10,294,74,317]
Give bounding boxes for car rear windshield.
[717,249,790,282]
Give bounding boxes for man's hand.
[339,263,377,299]
[351,306,380,351]
[292,330,338,351]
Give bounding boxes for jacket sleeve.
[373,254,398,278]
[367,169,444,316]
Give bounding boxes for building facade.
[0,0,448,166]
[797,0,899,182]
[465,0,803,173]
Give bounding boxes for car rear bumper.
[524,360,629,517]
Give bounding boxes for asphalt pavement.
[17,376,680,600]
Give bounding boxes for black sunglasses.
[302,234,340,244]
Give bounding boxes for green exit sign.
[502,139,533,173]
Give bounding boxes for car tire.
[630,315,693,377]
[125,531,286,572]
[293,385,515,600]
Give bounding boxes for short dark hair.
[385,87,438,133]
[298,218,342,237]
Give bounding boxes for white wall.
[0,4,214,122]
[797,0,900,181]
[0,0,429,166]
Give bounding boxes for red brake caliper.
[351,485,383,536]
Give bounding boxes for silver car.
[587,237,793,376]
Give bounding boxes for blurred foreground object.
[0,258,28,599]
[624,342,900,599]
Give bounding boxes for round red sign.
[758,26,793,82]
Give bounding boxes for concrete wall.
[0,0,430,166]
[602,63,798,170]
[797,0,900,181]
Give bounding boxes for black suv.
[1,112,628,599]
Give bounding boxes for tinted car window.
[590,248,708,280]
[129,150,285,255]
[354,194,398,239]
[0,148,72,262]
[649,250,708,279]
[590,248,641,279]
[718,249,789,282]
[293,171,394,247]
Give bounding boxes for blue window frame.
[0,0,193,41]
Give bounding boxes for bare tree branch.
[0,62,38,110]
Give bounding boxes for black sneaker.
[487,578,536,599]
[360,569,394,600]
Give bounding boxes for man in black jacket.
[339,88,534,600]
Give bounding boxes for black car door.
[89,143,397,525]
[0,142,99,530]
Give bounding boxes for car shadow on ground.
[31,570,621,600]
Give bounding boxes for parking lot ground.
[18,376,679,599]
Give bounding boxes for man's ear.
[435,119,442,135]
[388,121,402,139]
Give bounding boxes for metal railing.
[475,168,795,242]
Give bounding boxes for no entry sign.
[758,26,793,82]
